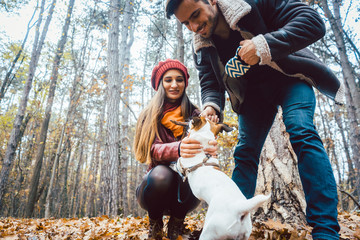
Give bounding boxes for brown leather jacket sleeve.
[149,106,199,165]
[150,136,180,163]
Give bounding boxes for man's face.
[174,0,218,39]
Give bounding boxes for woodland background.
[0,0,359,237]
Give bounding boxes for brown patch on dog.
[209,121,233,136]
[172,117,233,136]
[191,116,207,131]
[213,166,221,171]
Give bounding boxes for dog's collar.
[178,154,220,182]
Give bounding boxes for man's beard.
[205,8,219,38]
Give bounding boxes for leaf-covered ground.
[0,212,359,239]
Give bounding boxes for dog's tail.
[227,194,271,231]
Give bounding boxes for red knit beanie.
[151,59,189,91]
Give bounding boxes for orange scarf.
[161,106,184,138]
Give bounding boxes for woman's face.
[162,69,186,102]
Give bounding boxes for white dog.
[172,117,270,240]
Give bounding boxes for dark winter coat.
[193,0,344,115]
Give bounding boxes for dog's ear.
[191,116,207,131]
[192,116,202,126]
[211,122,233,136]
[219,123,233,133]
[170,120,188,126]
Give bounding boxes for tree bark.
[119,0,136,216]
[255,111,307,226]
[8,114,31,216]
[70,122,87,217]
[176,21,184,63]
[44,123,66,218]
[317,95,342,185]
[334,104,355,188]
[59,139,71,217]
[25,0,75,217]
[86,128,98,217]
[102,0,121,217]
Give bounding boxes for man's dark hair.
[165,0,209,19]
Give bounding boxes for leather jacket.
[193,0,344,115]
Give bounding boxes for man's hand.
[180,137,218,158]
[239,40,260,65]
[200,106,219,123]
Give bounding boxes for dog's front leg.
[199,224,218,240]
[198,207,220,240]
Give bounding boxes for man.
[167,0,343,239]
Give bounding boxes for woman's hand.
[180,137,218,158]
[204,140,218,157]
[180,137,202,158]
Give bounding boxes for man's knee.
[234,139,261,163]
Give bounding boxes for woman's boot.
[148,218,163,240]
[167,216,186,240]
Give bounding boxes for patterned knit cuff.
[202,102,221,113]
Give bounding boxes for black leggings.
[136,165,200,220]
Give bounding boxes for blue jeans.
[232,72,340,239]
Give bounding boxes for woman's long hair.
[133,82,195,164]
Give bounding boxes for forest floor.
[0,211,359,239]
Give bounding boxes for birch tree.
[255,111,307,225]
[25,0,75,217]
[176,21,184,62]
[318,0,360,200]
[118,0,137,216]
[0,0,53,210]
[101,0,120,217]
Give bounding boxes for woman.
[134,59,211,240]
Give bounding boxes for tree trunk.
[70,133,86,217]
[319,0,360,119]
[44,4,94,218]
[44,123,66,218]
[0,0,54,211]
[319,0,360,199]
[102,0,121,217]
[25,0,75,217]
[176,21,184,63]
[255,110,307,226]
[86,129,98,217]
[334,105,355,187]
[97,92,107,216]
[59,139,71,217]
[119,0,136,216]
[91,93,106,217]
[317,95,342,184]
[6,113,31,216]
